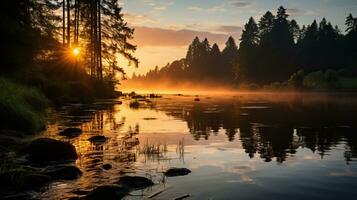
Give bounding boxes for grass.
[0,78,49,134]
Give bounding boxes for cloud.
[286,8,319,16]
[230,1,254,8]
[132,26,232,47]
[188,4,226,13]
[124,13,159,26]
[215,25,242,34]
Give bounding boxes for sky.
[118,0,357,76]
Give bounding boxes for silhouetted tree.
[237,17,259,83]
[221,36,238,82]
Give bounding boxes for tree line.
[133,6,357,90]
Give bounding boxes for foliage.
[0,78,49,133]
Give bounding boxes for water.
[38,93,357,199]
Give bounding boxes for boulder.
[117,176,154,190]
[88,136,107,144]
[0,170,51,190]
[102,164,112,170]
[164,168,191,177]
[84,185,129,200]
[59,128,82,137]
[44,165,82,180]
[25,138,78,163]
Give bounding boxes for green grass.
[0,78,49,134]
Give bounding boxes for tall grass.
[0,78,49,134]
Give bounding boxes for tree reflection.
[159,96,357,163]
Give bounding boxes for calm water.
[37,93,357,200]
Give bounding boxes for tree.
[297,20,319,71]
[346,14,357,33]
[237,17,259,83]
[209,43,222,77]
[221,36,238,82]
[263,6,296,82]
[259,11,275,44]
[289,19,301,41]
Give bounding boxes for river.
[35,93,357,199]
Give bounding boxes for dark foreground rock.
[102,164,112,170]
[59,128,82,137]
[84,185,129,200]
[44,165,82,180]
[88,136,107,144]
[0,170,51,190]
[25,138,78,163]
[117,176,154,190]
[164,168,191,177]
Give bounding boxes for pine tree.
[237,17,259,83]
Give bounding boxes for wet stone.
[102,164,112,170]
[84,185,129,200]
[164,168,191,177]
[0,171,51,190]
[59,127,82,137]
[88,136,107,144]
[117,176,154,190]
[44,165,82,180]
[25,138,78,163]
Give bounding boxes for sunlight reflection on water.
[39,93,357,200]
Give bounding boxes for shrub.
[0,78,48,134]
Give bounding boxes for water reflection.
[151,94,357,164]
[42,94,357,199]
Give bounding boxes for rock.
[59,128,82,137]
[84,185,129,200]
[194,98,200,102]
[0,170,51,190]
[25,138,78,163]
[44,165,82,180]
[88,136,107,144]
[102,164,112,170]
[117,176,154,190]
[164,168,191,177]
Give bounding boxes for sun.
[72,47,80,56]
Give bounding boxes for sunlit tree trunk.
[98,0,103,80]
[62,0,66,46]
[66,0,70,47]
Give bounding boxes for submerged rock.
[102,164,112,170]
[88,136,107,144]
[44,165,82,180]
[0,170,51,190]
[84,185,129,200]
[25,138,78,163]
[117,176,154,190]
[164,168,191,177]
[59,128,82,137]
[194,98,200,102]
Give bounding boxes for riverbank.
[0,77,121,198]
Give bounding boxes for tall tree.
[221,36,238,82]
[237,17,259,83]
[259,11,275,45]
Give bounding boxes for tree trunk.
[98,0,103,80]
[66,0,70,47]
[62,0,66,46]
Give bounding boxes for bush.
[0,78,49,134]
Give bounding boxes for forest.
[1,0,137,103]
[0,0,137,134]
[132,6,357,90]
